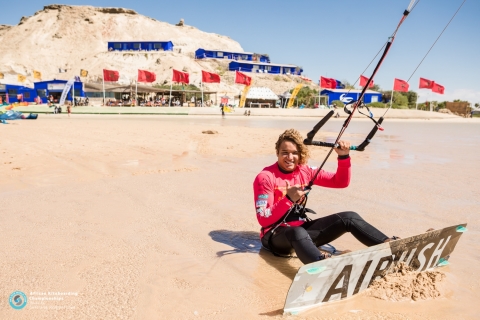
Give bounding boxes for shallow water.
[1,115,479,319]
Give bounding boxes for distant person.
[221,104,225,118]
[67,102,72,117]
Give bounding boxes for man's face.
[277,140,300,172]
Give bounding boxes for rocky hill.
[0,4,315,96]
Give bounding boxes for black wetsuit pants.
[262,211,389,264]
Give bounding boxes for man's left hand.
[335,140,350,156]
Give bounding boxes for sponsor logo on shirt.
[257,194,268,199]
[255,200,267,207]
[264,208,272,218]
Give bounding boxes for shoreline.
[1,105,466,119]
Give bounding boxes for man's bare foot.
[319,252,332,260]
[384,236,401,243]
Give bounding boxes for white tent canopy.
[246,87,279,100]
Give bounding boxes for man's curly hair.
[275,129,310,165]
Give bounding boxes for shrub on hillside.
[366,102,387,108]
[331,100,344,108]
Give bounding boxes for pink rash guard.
[253,157,351,238]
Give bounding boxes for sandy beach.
[1,114,479,319]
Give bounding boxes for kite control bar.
[303,110,384,152]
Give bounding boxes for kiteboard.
[284,223,467,315]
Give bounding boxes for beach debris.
[202,130,218,134]
[366,262,446,301]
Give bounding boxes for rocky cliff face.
[0,5,312,95]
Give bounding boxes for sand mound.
[438,108,453,114]
[367,263,446,302]
[0,4,315,96]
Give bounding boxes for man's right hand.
[286,180,306,203]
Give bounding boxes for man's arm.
[253,173,293,228]
[312,156,351,188]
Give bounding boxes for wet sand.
[1,115,479,319]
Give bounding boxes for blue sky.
[1,0,479,103]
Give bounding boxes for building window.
[154,43,163,50]
[73,89,81,96]
[23,92,30,99]
[114,43,121,49]
[37,89,46,97]
[217,52,224,57]
[133,43,140,49]
[266,66,272,71]
[8,89,17,95]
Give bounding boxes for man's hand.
[286,180,306,203]
[334,140,350,156]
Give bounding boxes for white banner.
[47,83,65,90]
[59,79,75,106]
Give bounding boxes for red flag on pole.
[138,70,156,83]
[235,71,252,86]
[201,70,221,83]
[360,75,374,88]
[431,82,445,94]
[103,69,119,81]
[393,78,409,92]
[419,77,434,89]
[172,69,189,84]
[320,76,337,89]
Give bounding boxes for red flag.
[201,70,221,83]
[419,77,434,89]
[393,78,409,92]
[235,71,252,86]
[138,70,156,83]
[431,82,444,94]
[103,69,119,82]
[172,69,189,84]
[320,76,337,89]
[360,75,374,88]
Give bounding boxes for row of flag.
[102,69,253,86]
[0,69,90,83]
[393,77,444,94]
[320,75,444,94]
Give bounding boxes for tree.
[370,84,381,91]
[341,80,355,89]
[289,86,319,107]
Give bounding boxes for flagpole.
[102,73,105,106]
[72,80,75,107]
[318,81,322,108]
[201,81,204,107]
[135,80,138,107]
[389,79,394,109]
[169,82,172,107]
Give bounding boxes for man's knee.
[337,211,362,221]
[284,227,310,242]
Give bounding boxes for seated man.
[253,129,398,264]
